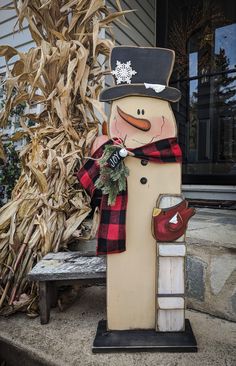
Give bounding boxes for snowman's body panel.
[96,47,184,331]
[107,158,181,330]
[87,47,198,350]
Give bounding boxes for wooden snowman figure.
[77,46,197,351]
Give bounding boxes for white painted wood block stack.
[156,195,186,332]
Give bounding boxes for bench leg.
[50,282,58,308]
[39,281,51,324]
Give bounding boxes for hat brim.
[99,84,181,103]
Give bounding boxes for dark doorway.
[156,0,236,185]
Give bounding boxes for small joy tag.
[107,148,122,169]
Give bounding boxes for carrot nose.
[117,106,151,131]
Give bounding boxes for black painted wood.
[92,319,198,353]
[155,0,169,47]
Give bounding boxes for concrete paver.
[187,208,236,248]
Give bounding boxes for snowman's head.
[108,96,177,149]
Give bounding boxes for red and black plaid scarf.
[75,137,182,255]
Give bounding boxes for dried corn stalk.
[0,0,128,316]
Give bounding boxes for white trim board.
[182,185,236,201]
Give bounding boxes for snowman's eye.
[137,109,140,115]
[142,109,145,115]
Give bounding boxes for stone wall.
[186,209,236,322]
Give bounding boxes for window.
[159,0,236,184]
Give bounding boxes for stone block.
[186,242,236,322]
[231,292,236,315]
[186,256,206,302]
[210,255,236,295]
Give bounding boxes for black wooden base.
[92,319,197,353]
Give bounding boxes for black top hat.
[99,46,181,103]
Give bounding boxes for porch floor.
[0,207,235,365]
[0,286,235,366]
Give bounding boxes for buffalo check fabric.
[75,137,182,255]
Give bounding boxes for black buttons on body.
[140,177,147,184]
[141,159,148,166]
[140,160,148,184]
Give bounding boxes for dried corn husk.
[0,0,127,316]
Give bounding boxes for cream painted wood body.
[107,158,181,330]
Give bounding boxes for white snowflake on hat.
[112,60,137,84]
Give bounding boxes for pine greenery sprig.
[95,144,129,206]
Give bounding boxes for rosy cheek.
[161,117,176,138]
[110,115,136,139]
[150,116,176,138]
[109,118,122,138]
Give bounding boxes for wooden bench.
[27,251,106,324]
